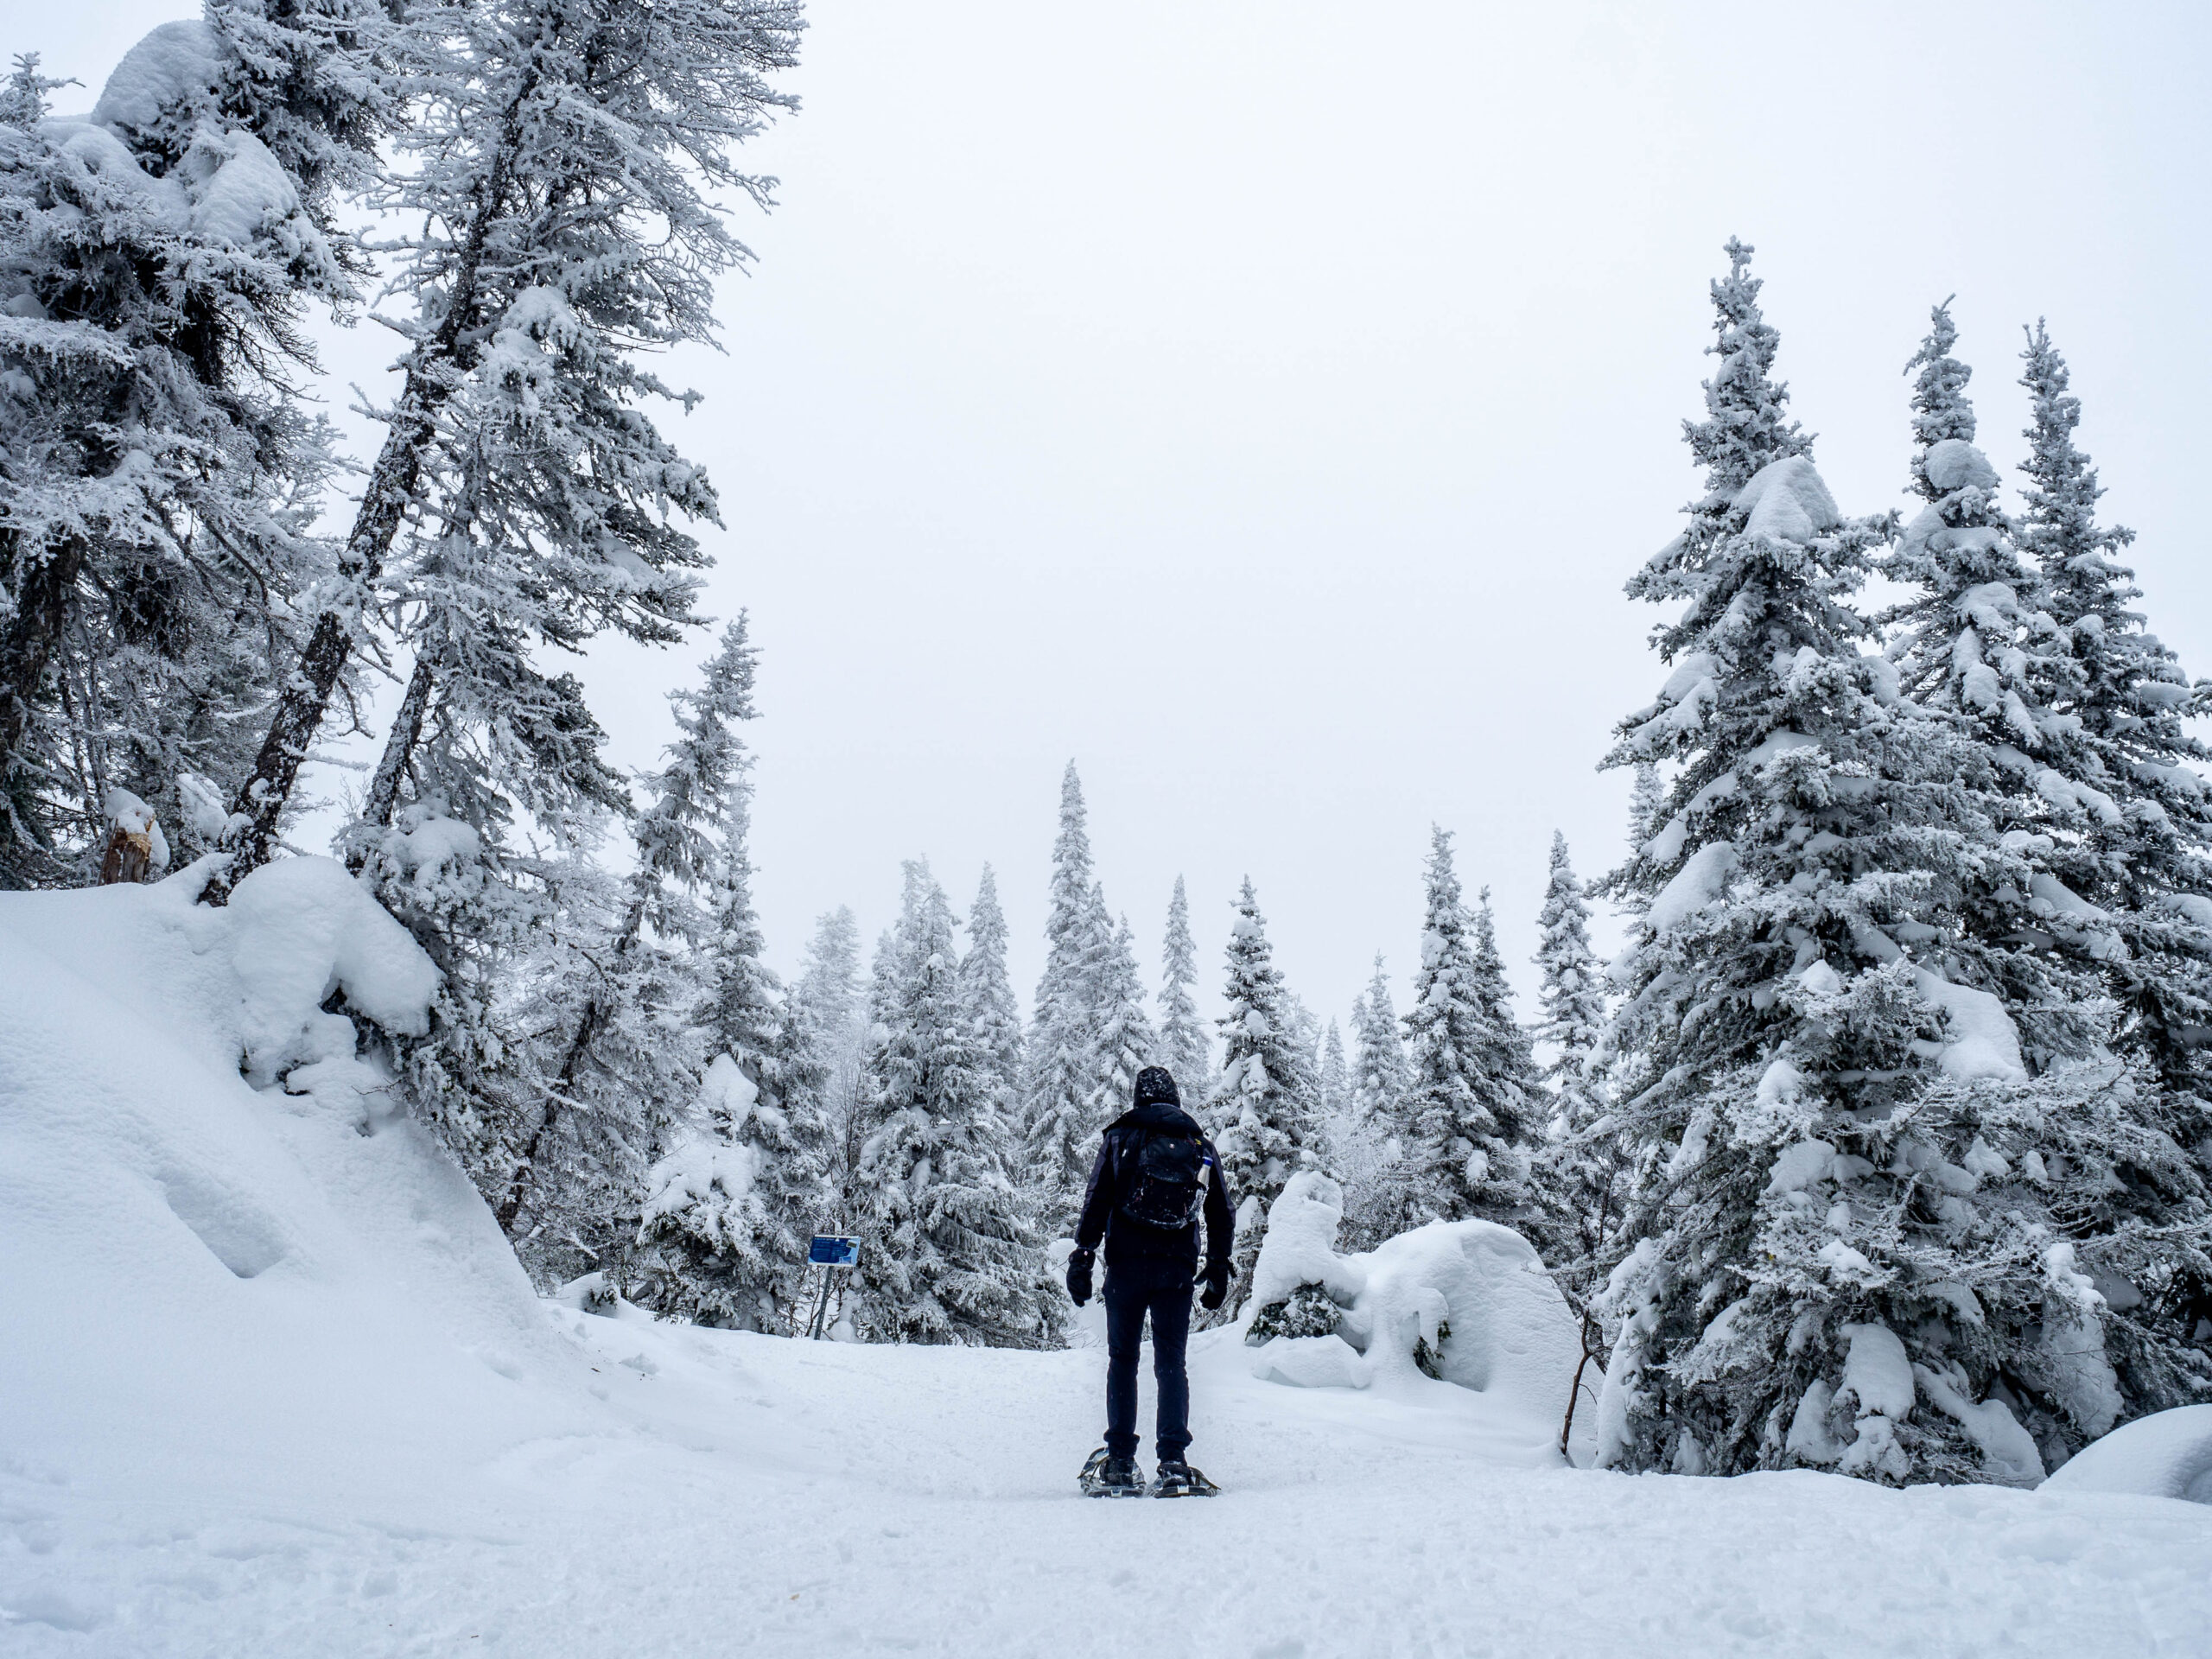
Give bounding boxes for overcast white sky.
[22,1,2212,1036]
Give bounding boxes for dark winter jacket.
[1074,1091,1235,1279]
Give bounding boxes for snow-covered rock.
[2042,1405,2212,1504]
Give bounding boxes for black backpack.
[1116,1128,1208,1230]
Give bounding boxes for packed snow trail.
[4,880,2211,1656]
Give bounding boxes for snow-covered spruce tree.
[1319,1020,1349,1120]
[1351,956,1408,1126]
[638,643,835,1331]
[2005,322,2212,1411]
[1328,956,1410,1247]
[792,904,866,1220]
[1211,878,1323,1315]
[1024,761,1106,1230]
[849,863,1050,1346]
[1526,832,1618,1290]
[1877,303,2106,1063]
[493,620,762,1270]
[0,34,368,881]
[1630,761,1665,851]
[219,0,803,886]
[959,864,1025,1128]
[1156,874,1212,1102]
[1592,245,2173,1484]
[1086,901,1158,1129]
[1386,830,1538,1236]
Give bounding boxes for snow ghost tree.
[1211,879,1323,1315]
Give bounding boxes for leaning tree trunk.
[0,534,88,827]
[493,893,647,1236]
[214,70,541,896]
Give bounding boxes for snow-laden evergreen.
[2001,322,2212,1425]
[1878,304,2106,1063]
[491,620,765,1280]
[1087,899,1158,1129]
[849,862,1050,1347]
[1592,244,2202,1484]
[1156,874,1212,1100]
[0,35,361,882]
[1211,879,1322,1314]
[220,0,802,882]
[1320,1020,1349,1121]
[959,864,1026,1130]
[638,626,834,1331]
[1526,832,1617,1287]
[1023,762,1107,1230]
[1385,830,1538,1236]
[1351,956,1408,1127]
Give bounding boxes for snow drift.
[2044,1406,2212,1505]
[1241,1173,1591,1452]
[0,864,582,1504]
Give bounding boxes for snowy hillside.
[3,876,2210,1656]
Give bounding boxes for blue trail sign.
[808,1235,861,1268]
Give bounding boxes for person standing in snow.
[1065,1066,1234,1497]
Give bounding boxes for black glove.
[1066,1249,1094,1307]
[1199,1266,1227,1312]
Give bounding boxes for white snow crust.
[4,880,2210,1654]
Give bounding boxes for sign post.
[805,1235,860,1339]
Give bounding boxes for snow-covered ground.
[5,877,2211,1656]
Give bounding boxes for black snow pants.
[1102,1255,1193,1460]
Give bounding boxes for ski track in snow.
[4,887,2212,1656]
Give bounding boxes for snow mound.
[1734,456,1841,543]
[0,868,578,1507]
[1648,841,1737,933]
[1914,968,2026,1084]
[2044,1406,2212,1505]
[1922,438,2001,495]
[1240,1177,1588,1450]
[1248,1170,1365,1309]
[89,18,225,136]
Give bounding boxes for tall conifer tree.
[1211,879,1321,1313]
[1157,874,1211,1103]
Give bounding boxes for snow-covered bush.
[1239,1172,1589,1441]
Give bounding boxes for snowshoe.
[1078,1446,1144,1498]
[1151,1459,1219,1498]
